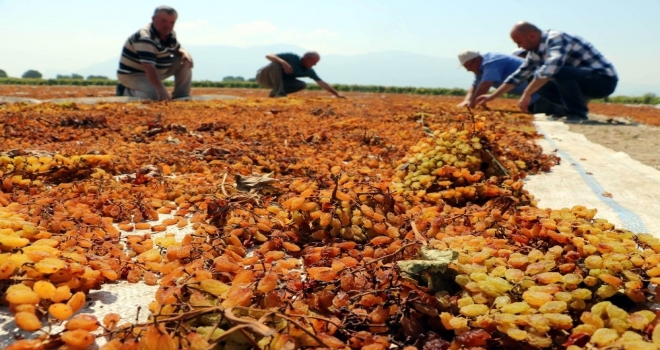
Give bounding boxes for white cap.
[512,48,527,57]
[458,50,480,66]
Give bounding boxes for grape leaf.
[234,173,278,192]
[397,248,458,292]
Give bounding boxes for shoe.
[269,89,286,98]
[557,114,603,125]
[116,83,126,97]
[529,97,568,116]
[172,96,192,101]
[563,119,602,125]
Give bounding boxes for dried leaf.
[235,173,278,192]
[397,248,458,292]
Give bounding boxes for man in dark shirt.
[256,52,344,98]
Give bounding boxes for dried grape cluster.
[0,93,658,350]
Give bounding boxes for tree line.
[0,69,251,82]
[0,69,109,80]
[1,69,658,105]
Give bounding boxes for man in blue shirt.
[457,50,565,116]
[477,22,618,121]
[256,52,344,98]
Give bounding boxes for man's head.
[510,22,542,51]
[152,6,178,39]
[301,51,320,69]
[458,50,482,74]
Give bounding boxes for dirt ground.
[569,123,660,170]
[1,85,659,171]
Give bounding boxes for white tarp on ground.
[0,209,194,348]
[525,115,660,237]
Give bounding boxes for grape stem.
[220,172,228,197]
[343,242,421,276]
[410,221,428,246]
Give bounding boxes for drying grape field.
[2,87,660,349]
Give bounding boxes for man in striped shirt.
[116,6,193,101]
[477,22,618,122]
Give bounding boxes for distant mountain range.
[54,44,471,90]
[44,44,656,96]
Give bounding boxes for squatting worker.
[116,6,193,101]
[457,50,567,116]
[256,52,345,98]
[477,22,618,122]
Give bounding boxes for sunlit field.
[2,89,660,349]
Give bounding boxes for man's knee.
[285,80,306,93]
[256,69,271,88]
[171,61,192,77]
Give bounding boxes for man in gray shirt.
[256,52,344,98]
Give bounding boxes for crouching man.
[116,6,193,101]
[256,51,344,98]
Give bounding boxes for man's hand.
[281,62,293,74]
[156,86,171,101]
[518,94,532,113]
[456,100,469,108]
[141,62,171,101]
[317,80,343,98]
[476,94,495,105]
[180,49,194,68]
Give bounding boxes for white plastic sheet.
[525,115,660,237]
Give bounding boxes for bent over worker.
[256,52,344,98]
[477,22,618,121]
[457,50,566,116]
[116,6,193,101]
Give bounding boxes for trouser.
[530,82,568,116]
[117,55,192,100]
[548,66,618,117]
[529,96,568,116]
[256,62,307,97]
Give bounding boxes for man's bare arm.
[518,77,550,112]
[317,80,344,98]
[141,63,170,100]
[470,81,493,106]
[176,47,194,68]
[475,83,516,105]
[457,86,475,107]
[266,54,292,74]
[522,77,550,97]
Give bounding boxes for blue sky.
[1,0,659,95]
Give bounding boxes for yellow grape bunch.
[415,202,660,349]
[0,154,115,186]
[391,127,525,206]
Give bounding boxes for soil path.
[569,123,660,170]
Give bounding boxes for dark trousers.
[282,79,307,94]
[256,62,307,97]
[542,66,618,117]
